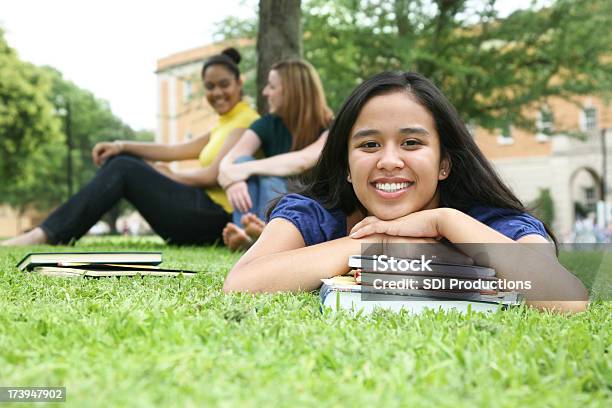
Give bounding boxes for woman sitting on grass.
[223,71,589,313]
[218,59,333,251]
[2,48,259,246]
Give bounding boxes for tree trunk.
[256,0,302,114]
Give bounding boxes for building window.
[580,107,598,131]
[183,80,192,103]
[584,187,595,201]
[497,122,514,145]
[583,187,597,213]
[536,106,554,142]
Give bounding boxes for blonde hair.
[270,60,333,151]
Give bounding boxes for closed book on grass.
[32,264,196,278]
[17,252,162,271]
[320,281,523,315]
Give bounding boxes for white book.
[319,282,522,315]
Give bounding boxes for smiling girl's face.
[203,64,243,115]
[347,91,450,220]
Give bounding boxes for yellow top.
[199,100,259,212]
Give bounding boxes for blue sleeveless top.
[269,193,547,246]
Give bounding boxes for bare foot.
[222,223,253,252]
[241,213,266,241]
[1,227,48,246]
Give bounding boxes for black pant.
[41,154,230,245]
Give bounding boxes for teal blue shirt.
[249,114,293,157]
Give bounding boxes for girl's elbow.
[529,290,590,314]
[570,286,590,313]
[564,280,590,313]
[536,272,590,314]
[567,299,589,314]
[223,267,256,293]
[223,273,245,293]
[532,300,589,314]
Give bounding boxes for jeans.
[231,156,288,226]
[40,154,230,245]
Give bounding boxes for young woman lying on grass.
[223,71,589,314]
[218,60,333,251]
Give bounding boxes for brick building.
[474,95,612,237]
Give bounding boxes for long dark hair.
[270,71,558,247]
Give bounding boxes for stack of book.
[320,255,522,314]
[17,252,196,277]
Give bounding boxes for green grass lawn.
[0,237,610,407]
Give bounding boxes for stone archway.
[569,167,602,221]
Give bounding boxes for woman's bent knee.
[103,154,145,172]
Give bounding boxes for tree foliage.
[42,67,152,192]
[0,31,153,216]
[530,187,555,227]
[216,0,612,130]
[303,0,612,130]
[0,29,62,185]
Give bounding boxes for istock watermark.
[370,277,532,291]
[357,242,610,302]
[371,255,433,272]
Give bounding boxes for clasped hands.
[350,209,442,239]
[218,163,253,213]
[349,209,473,266]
